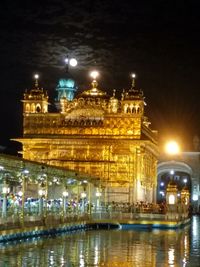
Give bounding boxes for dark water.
[0,216,199,267]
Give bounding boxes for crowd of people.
[0,195,174,216]
[104,201,166,214]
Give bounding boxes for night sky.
[0,0,200,153]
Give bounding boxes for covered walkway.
[0,153,100,227]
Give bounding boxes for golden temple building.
[15,71,159,203]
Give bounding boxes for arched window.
[80,120,85,126]
[98,120,103,126]
[169,195,175,204]
[36,104,41,113]
[86,119,91,126]
[130,104,134,113]
[92,120,97,126]
[43,105,47,113]
[132,105,136,113]
[127,106,131,113]
[124,104,128,113]
[26,104,30,112]
[31,103,35,113]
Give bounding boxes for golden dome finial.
[131,73,136,89]
[113,89,116,97]
[34,74,39,88]
[90,70,99,88]
[90,70,99,80]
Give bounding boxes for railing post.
[2,194,7,218]
[39,197,44,216]
[20,173,25,227]
[88,182,91,215]
[2,181,9,218]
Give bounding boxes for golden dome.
[79,80,107,99]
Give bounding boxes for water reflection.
[0,216,199,267]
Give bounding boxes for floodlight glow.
[23,169,29,174]
[81,192,87,198]
[192,194,198,201]
[96,192,102,197]
[183,178,187,184]
[34,74,39,79]
[160,182,164,186]
[170,170,175,175]
[62,191,69,197]
[53,177,58,183]
[165,141,180,155]
[90,71,99,80]
[2,186,9,194]
[2,187,7,194]
[131,73,136,78]
[69,58,77,67]
[38,189,45,196]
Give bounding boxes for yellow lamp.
[165,141,180,155]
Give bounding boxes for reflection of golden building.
[15,72,158,203]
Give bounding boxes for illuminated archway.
[157,161,192,203]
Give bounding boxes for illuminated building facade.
[16,72,159,203]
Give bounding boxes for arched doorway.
[157,161,192,204]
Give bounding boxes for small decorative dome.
[123,73,144,101]
[167,180,177,189]
[24,74,48,101]
[25,88,48,100]
[63,70,109,116]
[124,85,144,101]
[23,74,49,114]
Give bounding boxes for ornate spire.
[23,73,49,113]
[90,70,99,89]
[23,73,47,100]
[34,74,39,88]
[91,79,98,89]
[123,73,144,100]
[131,73,136,89]
[78,70,107,98]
